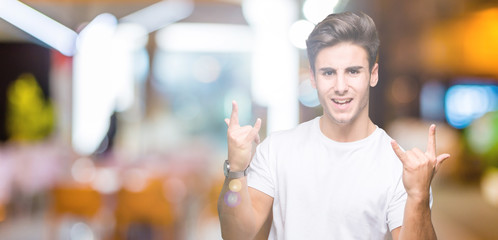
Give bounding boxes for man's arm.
[391,194,435,240]
[218,178,273,239]
[217,101,273,240]
[391,124,450,240]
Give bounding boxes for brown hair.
[306,12,380,72]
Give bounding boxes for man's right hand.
[225,100,262,172]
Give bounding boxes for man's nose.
[334,74,348,94]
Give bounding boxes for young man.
[218,12,450,240]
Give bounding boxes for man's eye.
[349,70,359,74]
[324,71,334,76]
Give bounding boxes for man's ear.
[370,63,379,87]
[310,67,317,89]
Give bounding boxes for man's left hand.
[391,124,451,200]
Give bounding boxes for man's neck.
[319,115,376,142]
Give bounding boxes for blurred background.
[0,0,497,239]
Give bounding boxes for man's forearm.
[399,195,437,240]
[217,177,258,240]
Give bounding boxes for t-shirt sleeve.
[386,175,407,232]
[386,176,434,232]
[247,136,275,198]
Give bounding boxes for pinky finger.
[245,118,262,143]
[435,153,450,172]
[255,133,261,144]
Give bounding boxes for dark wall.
[0,42,51,141]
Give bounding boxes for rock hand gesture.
[225,101,262,172]
[391,124,451,200]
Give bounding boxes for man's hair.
[306,11,380,72]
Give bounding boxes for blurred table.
[432,181,498,240]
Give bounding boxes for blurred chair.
[0,203,5,223]
[49,184,103,239]
[51,185,101,218]
[114,178,176,240]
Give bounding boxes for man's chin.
[324,114,352,125]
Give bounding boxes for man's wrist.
[224,160,249,178]
[407,192,431,206]
[226,157,249,172]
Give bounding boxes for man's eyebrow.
[346,66,364,71]
[318,67,336,72]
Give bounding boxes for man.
[218,11,450,239]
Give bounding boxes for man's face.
[310,42,378,126]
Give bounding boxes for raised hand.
[391,124,450,200]
[225,101,262,172]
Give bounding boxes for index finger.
[427,124,436,157]
[229,100,239,127]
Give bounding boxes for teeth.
[333,99,352,104]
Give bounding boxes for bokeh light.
[481,168,498,207]
[303,0,340,24]
[228,179,242,192]
[445,84,498,129]
[289,20,315,49]
[91,168,119,194]
[71,157,96,184]
[70,222,95,240]
[420,81,446,121]
[193,56,221,83]
[163,177,187,204]
[122,168,148,193]
[298,79,320,107]
[466,111,498,164]
[224,191,240,207]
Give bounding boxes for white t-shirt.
[247,117,411,240]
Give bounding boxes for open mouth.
[332,98,352,104]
